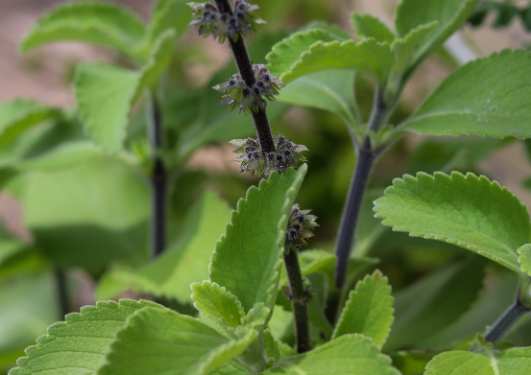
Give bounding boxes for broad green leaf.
[267,28,346,77]
[191,281,245,328]
[0,100,62,148]
[7,154,149,274]
[9,300,157,375]
[98,307,257,375]
[374,172,530,272]
[21,1,146,59]
[74,63,139,152]
[140,0,191,56]
[385,260,485,351]
[96,192,231,301]
[395,0,477,65]
[276,70,359,128]
[518,244,531,276]
[352,14,395,44]
[424,347,531,375]
[210,165,308,312]
[279,39,393,84]
[333,271,394,348]
[401,50,531,139]
[264,334,400,375]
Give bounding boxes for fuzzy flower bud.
[231,136,307,175]
[214,64,282,112]
[286,205,318,248]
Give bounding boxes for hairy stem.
[214,0,275,153]
[485,299,530,342]
[284,246,311,353]
[54,268,69,319]
[334,88,387,289]
[147,93,167,257]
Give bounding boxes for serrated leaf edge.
[191,280,246,327]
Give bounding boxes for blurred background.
[0,0,530,373]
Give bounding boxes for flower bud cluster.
[231,136,307,176]
[189,0,263,42]
[286,205,319,249]
[214,64,281,112]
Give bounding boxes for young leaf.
[21,1,146,59]
[210,165,308,312]
[374,172,530,272]
[333,271,394,349]
[385,259,484,351]
[98,307,257,375]
[191,281,245,328]
[424,347,531,375]
[267,28,347,77]
[518,244,531,277]
[279,39,393,84]
[352,14,395,44]
[9,300,157,375]
[395,0,477,65]
[96,192,231,301]
[264,334,400,375]
[0,100,62,147]
[401,50,531,139]
[74,63,139,152]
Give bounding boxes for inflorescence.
[189,0,264,42]
[286,205,319,249]
[231,136,308,175]
[214,64,282,112]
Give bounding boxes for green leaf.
[352,14,395,44]
[75,63,139,152]
[391,22,438,77]
[267,28,346,77]
[385,260,485,351]
[276,70,359,128]
[21,1,146,59]
[210,165,308,312]
[401,50,531,139]
[374,172,530,272]
[264,334,400,375]
[191,281,245,328]
[96,191,231,301]
[279,39,393,84]
[7,154,150,274]
[0,100,62,148]
[333,271,394,348]
[518,244,531,276]
[424,347,531,375]
[10,300,157,375]
[395,0,477,65]
[98,307,257,375]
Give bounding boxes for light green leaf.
[21,1,146,59]
[75,63,139,152]
[385,260,485,351]
[264,334,400,375]
[191,281,245,328]
[391,22,438,77]
[276,70,358,128]
[518,244,531,276]
[267,28,347,77]
[98,307,257,375]
[333,271,394,349]
[210,165,308,312]
[9,300,157,375]
[279,39,393,84]
[424,347,531,375]
[395,0,477,65]
[140,0,190,56]
[0,100,62,148]
[401,50,531,139]
[352,14,395,44]
[96,192,231,301]
[374,172,530,272]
